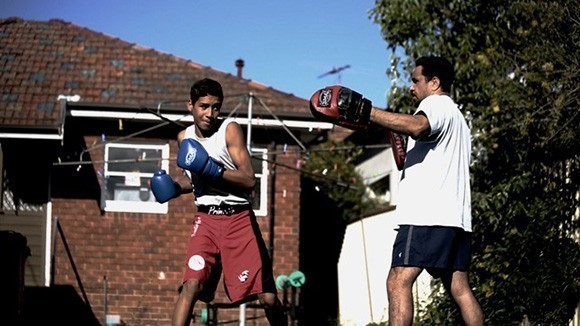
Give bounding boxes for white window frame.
[103,142,170,214]
[252,148,269,216]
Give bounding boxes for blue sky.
[1,0,394,108]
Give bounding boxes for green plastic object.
[275,274,289,290]
[200,308,209,325]
[288,270,306,287]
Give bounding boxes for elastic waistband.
[197,204,252,215]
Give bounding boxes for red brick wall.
[51,139,302,325]
[270,144,301,276]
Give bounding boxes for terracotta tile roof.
[0,17,312,133]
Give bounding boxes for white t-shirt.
[395,94,473,231]
[182,118,252,206]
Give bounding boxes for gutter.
[0,98,68,141]
[0,97,334,141]
[68,107,334,131]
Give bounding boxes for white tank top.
[182,118,252,206]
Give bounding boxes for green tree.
[370,0,580,324]
[300,140,380,223]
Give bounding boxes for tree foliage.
[370,0,580,324]
[300,140,380,223]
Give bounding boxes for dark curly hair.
[190,78,224,103]
[415,56,455,93]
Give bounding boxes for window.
[102,142,267,215]
[102,142,169,213]
[251,148,268,216]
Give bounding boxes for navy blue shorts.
[391,225,472,275]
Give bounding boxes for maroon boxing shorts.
[181,205,276,303]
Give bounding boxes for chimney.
[235,58,244,78]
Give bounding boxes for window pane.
[107,147,164,174]
[252,177,262,210]
[250,148,268,216]
[251,156,263,174]
[103,142,169,213]
[104,175,156,202]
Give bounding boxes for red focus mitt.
[387,130,407,170]
[309,85,372,130]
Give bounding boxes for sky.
[0,0,394,108]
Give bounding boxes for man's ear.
[187,99,194,112]
[429,76,441,92]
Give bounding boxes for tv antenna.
[318,64,351,84]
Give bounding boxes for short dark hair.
[415,56,454,92]
[190,78,224,103]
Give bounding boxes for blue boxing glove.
[177,138,224,180]
[150,170,182,203]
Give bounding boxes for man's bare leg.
[443,270,484,326]
[258,292,287,326]
[387,266,423,326]
[172,279,202,326]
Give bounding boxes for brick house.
[0,17,356,325]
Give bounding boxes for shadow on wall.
[299,177,347,325]
[22,285,101,325]
[0,231,99,325]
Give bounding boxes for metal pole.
[240,92,253,326]
[360,219,374,322]
[50,216,59,286]
[104,275,108,324]
[56,220,92,309]
[246,93,253,151]
[239,303,246,326]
